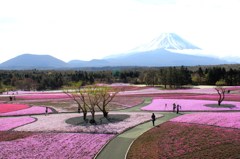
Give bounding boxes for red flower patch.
[0,104,29,113]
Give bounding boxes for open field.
[1,85,240,158]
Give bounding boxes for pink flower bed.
[3,91,62,95]
[0,133,114,159]
[141,98,240,111]
[119,87,218,95]
[0,104,29,113]
[119,86,240,96]
[170,112,240,129]
[17,93,69,100]
[157,94,240,101]
[227,86,240,91]
[0,106,53,116]
[0,117,36,131]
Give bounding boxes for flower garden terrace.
[1,85,240,159]
[127,112,240,159]
[0,110,163,159]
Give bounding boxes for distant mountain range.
[0,33,234,70]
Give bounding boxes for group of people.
[9,93,16,101]
[172,103,181,114]
[151,103,182,126]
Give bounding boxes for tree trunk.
[103,110,109,119]
[83,111,87,121]
[89,111,96,124]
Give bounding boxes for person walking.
[45,107,48,115]
[151,113,156,126]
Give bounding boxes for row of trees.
[191,67,240,86]
[1,66,240,92]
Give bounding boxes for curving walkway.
[95,98,181,159]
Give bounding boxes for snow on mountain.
[131,33,201,52]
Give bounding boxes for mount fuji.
[131,33,201,52]
[103,33,228,66]
[0,33,230,69]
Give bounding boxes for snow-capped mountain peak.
[131,33,201,52]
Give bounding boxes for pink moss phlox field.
[141,98,240,111]
[0,104,29,113]
[3,91,63,95]
[119,86,240,96]
[0,106,53,116]
[17,93,69,100]
[0,133,114,159]
[119,87,218,95]
[226,86,240,91]
[170,113,240,129]
[0,117,36,131]
[158,94,240,101]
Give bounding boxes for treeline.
[0,66,240,91]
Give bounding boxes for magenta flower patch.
[0,117,36,131]
[157,94,240,102]
[0,106,53,116]
[141,99,240,111]
[170,112,240,129]
[0,133,114,159]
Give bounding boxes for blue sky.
[0,0,240,62]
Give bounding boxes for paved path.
[95,98,180,159]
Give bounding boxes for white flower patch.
[15,112,163,134]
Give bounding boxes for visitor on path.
[151,113,156,126]
[45,107,49,115]
[176,105,181,114]
[165,103,167,110]
[173,103,176,112]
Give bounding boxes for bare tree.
[215,79,228,106]
[95,86,120,119]
[81,85,98,124]
[64,83,120,124]
[64,82,88,121]
[215,87,226,106]
[64,90,88,121]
